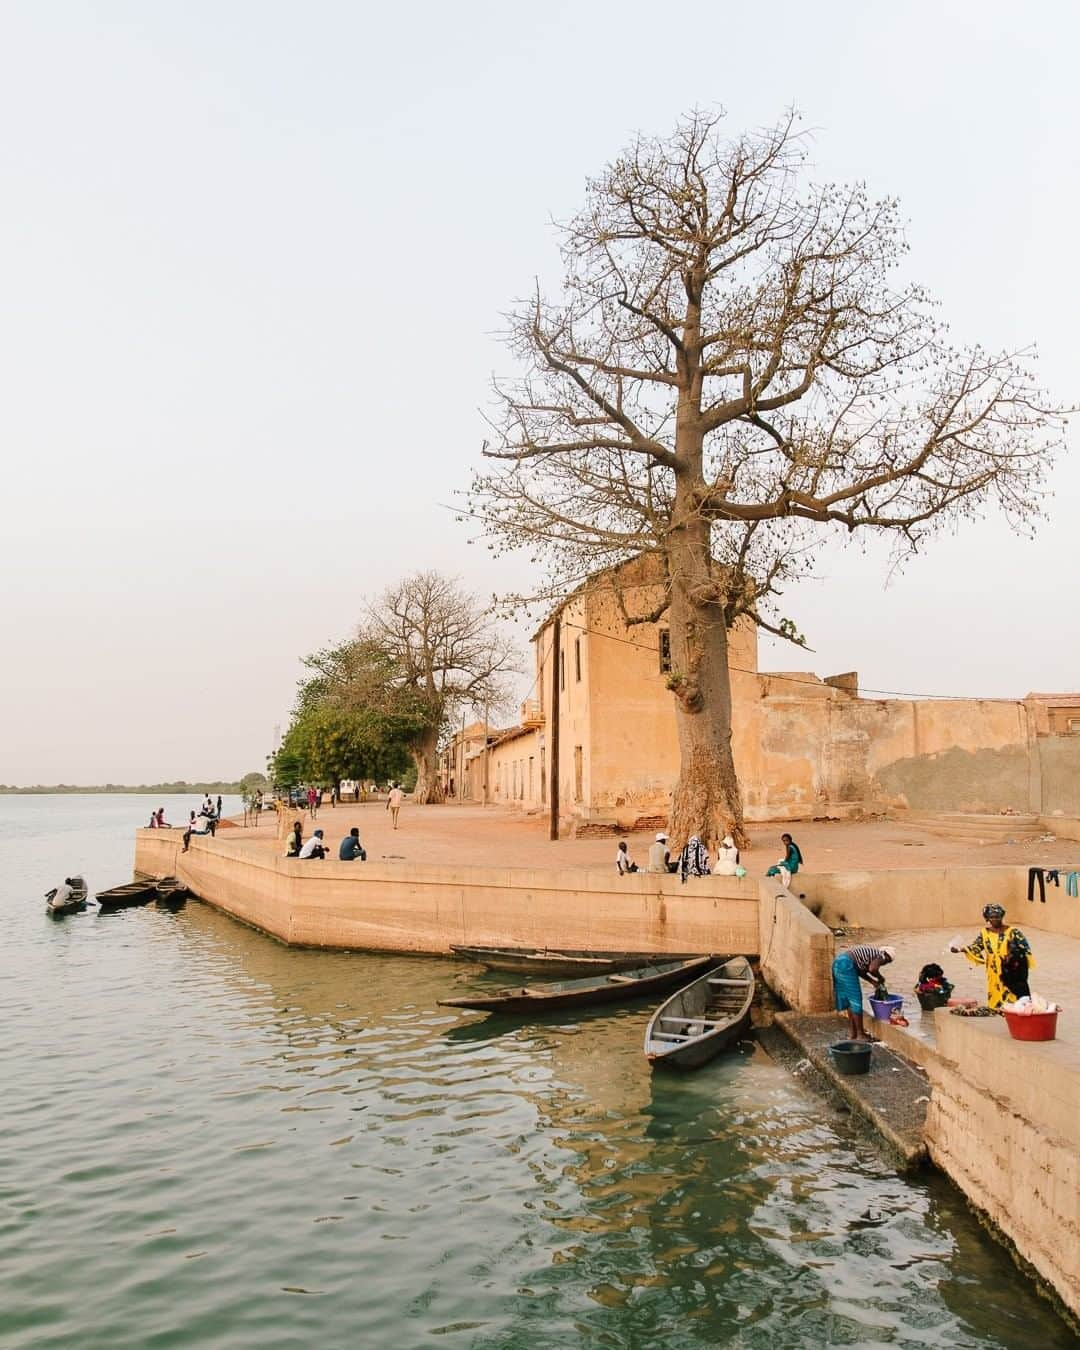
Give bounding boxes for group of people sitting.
[181,796,224,852]
[285,822,367,862]
[615,831,803,885]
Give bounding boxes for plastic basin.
[869,994,904,1021]
[917,990,950,1011]
[830,1040,872,1075]
[1002,1010,1058,1042]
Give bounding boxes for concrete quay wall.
[758,884,835,1013]
[924,1012,1080,1321]
[135,829,762,958]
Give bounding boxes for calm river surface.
[1,796,1073,1349]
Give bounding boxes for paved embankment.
[774,1012,930,1168]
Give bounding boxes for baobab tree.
[469,109,1067,846]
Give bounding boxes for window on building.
[659,629,672,674]
[528,756,535,800]
[574,746,583,802]
[574,636,582,682]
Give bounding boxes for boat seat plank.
[707,977,750,986]
[659,1017,724,1028]
[652,1032,692,1041]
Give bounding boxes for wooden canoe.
[449,944,699,979]
[95,880,160,909]
[438,955,716,1015]
[644,956,755,1070]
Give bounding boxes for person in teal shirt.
[766,833,803,878]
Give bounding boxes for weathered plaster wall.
[1039,736,1080,817]
[924,1014,1080,1320]
[758,883,834,1013]
[800,865,1080,941]
[136,830,762,958]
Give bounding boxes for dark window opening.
[574,636,582,682]
[659,629,672,674]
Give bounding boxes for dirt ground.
[225,802,1080,875]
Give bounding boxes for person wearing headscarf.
[678,836,711,883]
[765,833,803,883]
[714,835,740,877]
[950,905,1033,1008]
[832,943,896,1042]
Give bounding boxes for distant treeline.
[0,780,247,795]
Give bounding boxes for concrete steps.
[891,811,1041,842]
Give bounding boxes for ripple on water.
[1,803,1076,1348]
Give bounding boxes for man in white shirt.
[298,828,328,860]
[387,784,404,830]
[616,841,638,874]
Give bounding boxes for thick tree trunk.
[665,520,747,850]
[411,731,444,805]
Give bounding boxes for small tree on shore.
[469,109,1067,846]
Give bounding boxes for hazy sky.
[1,1,1077,783]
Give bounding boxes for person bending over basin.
[832,943,896,1042]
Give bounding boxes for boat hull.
[439,956,716,1015]
[449,944,700,979]
[644,957,755,1071]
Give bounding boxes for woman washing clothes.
[950,904,1033,1008]
[765,833,803,883]
[832,943,896,1042]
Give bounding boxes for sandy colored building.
[439,556,1080,830]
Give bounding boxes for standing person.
[387,783,404,830]
[715,835,740,876]
[330,784,338,809]
[647,833,676,874]
[202,793,214,818]
[678,836,711,883]
[285,820,303,857]
[615,841,638,874]
[832,943,896,1042]
[216,794,223,820]
[298,828,328,860]
[950,905,1034,1008]
[307,786,318,819]
[765,833,803,882]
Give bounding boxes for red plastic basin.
[1002,1009,1058,1042]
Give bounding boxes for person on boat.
[832,943,896,1042]
[50,878,78,908]
[766,833,803,883]
[647,833,677,874]
[714,835,740,876]
[339,827,367,861]
[298,828,328,860]
[615,841,638,874]
[285,820,303,857]
[950,904,1033,1008]
[678,836,710,883]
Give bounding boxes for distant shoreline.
[0,783,243,796]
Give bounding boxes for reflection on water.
[0,797,1073,1348]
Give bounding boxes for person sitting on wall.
[298,828,328,860]
[832,943,896,1042]
[678,836,711,883]
[615,841,638,874]
[183,810,212,853]
[714,835,740,876]
[647,833,677,874]
[765,833,803,885]
[339,827,367,862]
[285,820,303,857]
[154,807,170,828]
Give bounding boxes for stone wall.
[1039,735,1080,818]
[758,883,834,1013]
[136,830,761,958]
[924,1013,1080,1320]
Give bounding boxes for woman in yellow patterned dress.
[950,904,1033,1008]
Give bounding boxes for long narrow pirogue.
[95,879,160,910]
[644,956,756,1070]
[438,955,716,1015]
[449,944,699,979]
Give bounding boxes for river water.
[1,795,1073,1348]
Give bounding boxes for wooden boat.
[153,878,190,907]
[449,944,699,979]
[438,955,716,1015]
[644,956,755,1070]
[95,879,159,910]
[45,877,88,916]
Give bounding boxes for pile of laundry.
[1007,993,1062,1016]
